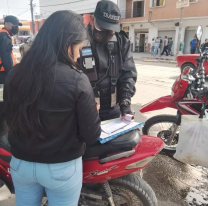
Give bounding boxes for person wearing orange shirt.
[0,16,22,84]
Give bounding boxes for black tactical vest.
[81,35,122,110]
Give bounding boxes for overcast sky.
[0,0,40,20]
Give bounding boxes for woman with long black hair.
[4,10,101,206]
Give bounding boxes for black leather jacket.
[87,25,137,110]
[4,62,101,163]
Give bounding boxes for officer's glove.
[119,99,134,118]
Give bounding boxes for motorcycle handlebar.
[191,86,208,99]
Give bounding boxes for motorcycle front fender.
[140,95,177,113]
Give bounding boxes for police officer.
[80,0,137,121]
[0,16,22,84]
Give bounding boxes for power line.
[40,7,95,15]
[17,8,31,16]
[37,0,87,7]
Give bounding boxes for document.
[99,121,144,144]
[101,119,132,134]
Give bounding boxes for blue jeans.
[151,46,155,55]
[154,46,160,56]
[10,156,82,206]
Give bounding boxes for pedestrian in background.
[4,10,101,206]
[150,38,155,58]
[168,37,173,56]
[190,36,197,54]
[154,37,161,57]
[161,36,169,56]
[202,39,208,53]
[0,16,21,84]
[159,36,163,49]
[195,40,200,54]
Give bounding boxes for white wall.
[202,26,208,43]
[118,0,126,18]
[148,27,158,44]
[129,25,135,51]
[39,0,118,19]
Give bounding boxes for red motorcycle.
[140,26,207,155]
[0,118,164,206]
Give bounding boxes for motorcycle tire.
[142,115,178,156]
[107,174,157,206]
[181,63,196,73]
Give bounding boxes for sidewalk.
[132,52,177,64]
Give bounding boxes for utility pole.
[30,0,35,34]
[175,7,184,58]
[175,0,189,59]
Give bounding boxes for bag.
[174,115,208,167]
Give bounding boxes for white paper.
[125,114,134,121]
[100,122,142,139]
[101,119,131,134]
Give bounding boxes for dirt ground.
[140,154,208,206]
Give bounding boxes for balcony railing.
[120,8,144,19]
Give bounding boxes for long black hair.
[4,10,86,139]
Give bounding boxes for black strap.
[90,50,111,96]
[109,33,123,94]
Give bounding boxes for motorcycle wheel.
[181,63,196,73]
[108,174,157,206]
[92,174,157,206]
[142,115,179,155]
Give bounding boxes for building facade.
[118,0,208,54]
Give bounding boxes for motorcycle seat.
[0,117,141,162]
[83,129,141,160]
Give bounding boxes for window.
[151,0,165,7]
[132,0,145,18]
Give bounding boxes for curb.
[143,58,177,64]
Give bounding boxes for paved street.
[0,56,180,205]
[132,59,178,123]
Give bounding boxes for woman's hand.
[96,104,100,113]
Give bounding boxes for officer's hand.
[120,104,134,121]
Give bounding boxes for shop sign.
[176,0,189,9]
[123,26,129,32]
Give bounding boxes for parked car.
[177,54,208,74]
[19,34,36,57]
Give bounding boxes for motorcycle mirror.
[196,26,203,41]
